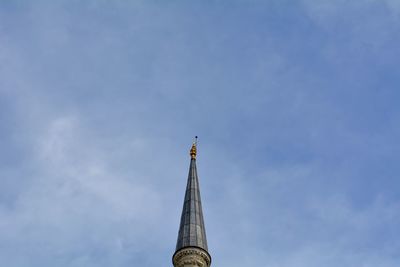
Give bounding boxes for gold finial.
[190,136,198,159]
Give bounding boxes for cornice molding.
[173,247,211,267]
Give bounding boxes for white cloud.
[0,111,165,266]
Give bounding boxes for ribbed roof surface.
[175,157,208,252]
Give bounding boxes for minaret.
[173,138,211,267]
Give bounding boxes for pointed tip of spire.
[190,136,198,159]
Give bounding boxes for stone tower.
[173,139,211,267]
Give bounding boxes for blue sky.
[1,1,400,266]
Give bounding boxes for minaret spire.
[173,138,211,267]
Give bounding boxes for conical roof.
[175,143,208,252]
